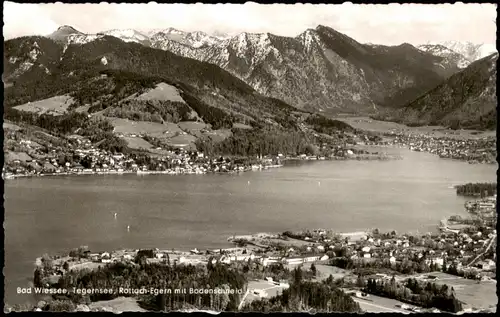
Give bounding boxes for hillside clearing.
[13,95,74,116]
[130,82,186,103]
[108,117,183,137]
[3,121,22,131]
[4,151,33,163]
[233,123,253,130]
[122,137,154,150]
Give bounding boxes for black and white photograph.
[2,1,498,313]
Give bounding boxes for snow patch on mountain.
[66,34,105,46]
[102,29,149,43]
[417,43,470,69]
[429,41,497,62]
[150,29,223,49]
[297,29,320,53]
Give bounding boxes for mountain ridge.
[10,24,469,115]
[374,52,498,130]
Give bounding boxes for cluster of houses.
[378,132,496,164]
[3,130,290,179]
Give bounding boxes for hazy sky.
[3,2,497,45]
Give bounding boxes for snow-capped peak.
[101,29,149,43]
[145,27,186,38]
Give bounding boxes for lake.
[3,146,497,305]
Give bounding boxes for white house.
[317,245,325,251]
[304,256,320,263]
[284,258,304,265]
[361,246,371,253]
[363,253,371,259]
[320,255,329,261]
[389,256,396,264]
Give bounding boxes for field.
[178,121,208,138]
[337,116,496,140]
[107,117,234,150]
[89,297,146,312]
[167,134,197,147]
[3,121,22,131]
[13,95,74,116]
[202,129,233,143]
[415,272,497,311]
[122,137,154,150]
[241,279,290,308]
[132,82,186,103]
[108,118,183,137]
[4,151,32,163]
[68,261,106,272]
[310,264,350,280]
[233,123,253,130]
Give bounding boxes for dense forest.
[103,99,196,124]
[329,257,441,276]
[35,260,246,312]
[195,127,314,157]
[305,114,355,134]
[456,183,497,197]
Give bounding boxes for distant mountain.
[6,25,476,118]
[427,41,497,63]
[3,34,314,132]
[149,28,223,49]
[417,44,470,69]
[148,25,460,114]
[376,53,497,130]
[47,25,83,43]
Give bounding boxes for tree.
[63,262,70,271]
[293,266,303,284]
[310,263,317,276]
[34,268,43,287]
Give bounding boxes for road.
[467,234,496,267]
[238,289,250,311]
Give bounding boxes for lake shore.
[3,151,406,181]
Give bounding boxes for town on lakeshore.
[2,119,495,180]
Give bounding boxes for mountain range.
[4,24,497,132]
[41,25,473,115]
